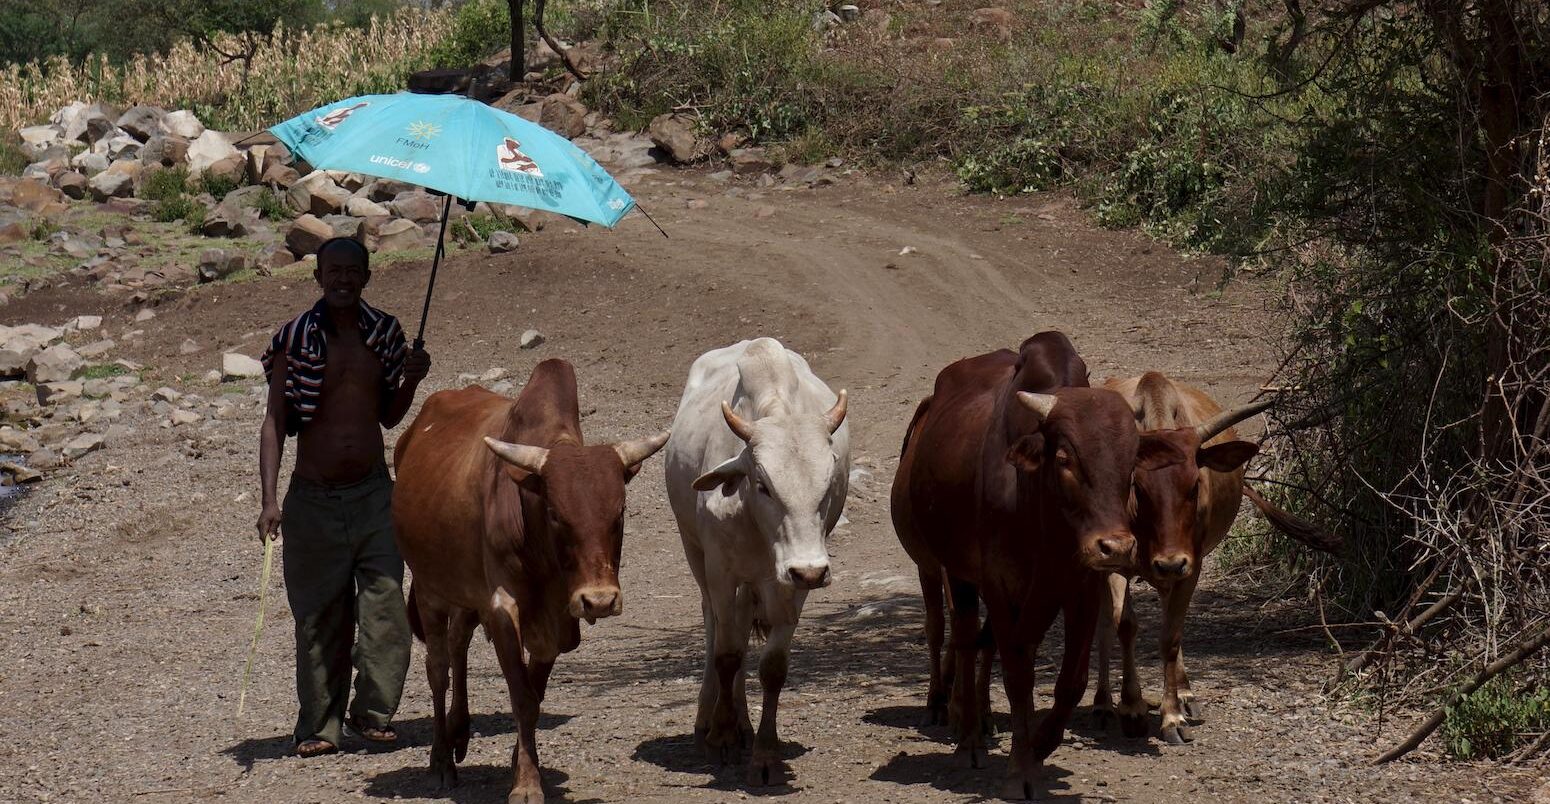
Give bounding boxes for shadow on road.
[363,763,596,803]
[220,712,572,773]
[632,732,812,796]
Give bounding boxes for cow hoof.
[955,742,988,770]
[1091,707,1114,731]
[450,713,471,762]
[981,713,998,737]
[1161,723,1193,745]
[429,754,458,789]
[1120,713,1148,739]
[507,783,545,804]
[745,754,790,787]
[922,701,949,727]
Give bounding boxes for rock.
[969,7,1015,41]
[61,102,118,144]
[928,37,955,54]
[133,308,156,322]
[364,179,414,203]
[9,179,66,214]
[259,163,301,189]
[0,350,27,378]
[390,190,443,224]
[0,427,40,453]
[18,125,63,157]
[372,218,423,252]
[345,196,389,218]
[26,343,83,384]
[205,154,247,186]
[63,315,102,334]
[201,205,250,238]
[196,248,248,282]
[288,172,350,216]
[75,340,113,359]
[36,380,84,406]
[812,9,842,30]
[162,110,205,140]
[139,135,189,168]
[57,171,89,199]
[540,94,588,139]
[151,386,182,403]
[321,214,364,241]
[285,214,334,257]
[71,150,111,176]
[116,105,167,141]
[62,432,104,459]
[487,231,520,254]
[186,130,239,174]
[717,132,747,155]
[87,161,141,201]
[519,329,545,349]
[21,157,69,184]
[29,447,60,469]
[490,380,515,395]
[836,4,862,22]
[170,409,202,427]
[179,338,202,355]
[0,220,27,245]
[221,352,264,380]
[729,147,775,175]
[647,113,704,164]
[103,134,142,161]
[1,461,42,484]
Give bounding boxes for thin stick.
[237,534,277,717]
[635,203,669,239]
[413,194,455,350]
[1374,623,1550,764]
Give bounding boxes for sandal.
[295,739,338,758]
[349,718,398,744]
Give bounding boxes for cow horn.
[483,436,549,474]
[614,430,671,467]
[1016,391,1057,421]
[1194,398,1275,442]
[721,401,755,442]
[824,389,849,434]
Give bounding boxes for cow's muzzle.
[1085,531,1137,571]
[785,563,832,590]
[569,586,623,623]
[1150,553,1193,580]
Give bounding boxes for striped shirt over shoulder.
[261,298,408,435]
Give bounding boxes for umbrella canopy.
[269,92,634,226]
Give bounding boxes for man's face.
[315,249,369,309]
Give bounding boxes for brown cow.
[1091,371,1332,745]
[892,332,1180,798]
[392,359,669,803]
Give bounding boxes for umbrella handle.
[412,194,456,350]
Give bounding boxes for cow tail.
[406,582,425,643]
[900,395,933,459]
[747,585,771,644]
[1242,483,1342,554]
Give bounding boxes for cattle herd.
[389,333,1319,802]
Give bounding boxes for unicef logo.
[370,154,432,174]
[413,163,431,174]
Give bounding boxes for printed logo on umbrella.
[496,138,544,178]
[315,101,370,131]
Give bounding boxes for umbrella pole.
[412,194,455,350]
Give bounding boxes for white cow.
[664,337,851,787]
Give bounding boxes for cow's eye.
[755,480,771,496]
[1055,448,1072,467]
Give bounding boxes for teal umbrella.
[270,92,646,348]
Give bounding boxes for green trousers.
[281,462,411,747]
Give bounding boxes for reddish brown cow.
[392,359,669,803]
[1092,371,1336,745]
[892,332,1178,798]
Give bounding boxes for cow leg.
[746,588,804,787]
[1113,578,1147,738]
[920,565,949,726]
[975,620,996,737]
[704,572,749,766]
[417,595,458,789]
[1013,590,1099,800]
[489,599,544,803]
[447,609,478,764]
[733,583,757,744]
[985,595,1056,800]
[1177,645,1202,719]
[1158,573,1200,745]
[693,596,717,749]
[947,577,986,767]
[1091,572,1120,730]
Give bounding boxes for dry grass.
[0,7,456,135]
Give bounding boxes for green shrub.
[423,0,510,68]
[453,212,510,245]
[254,188,291,221]
[194,172,241,200]
[78,363,129,381]
[0,138,28,175]
[151,194,198,223]
[29,218,59,241]
[140,167,190,202]
[1442,677,1550,760]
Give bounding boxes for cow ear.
[692,456,745,494]
[1005,433,1046,473]
[1198,440,1259,472]
[1137,434,1188,471]
[511,466,544,495]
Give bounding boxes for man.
[256,237,432,757]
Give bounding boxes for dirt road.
[0,170,1537,802]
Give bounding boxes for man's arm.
[381,347,431,428]
[257,355,288,542]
